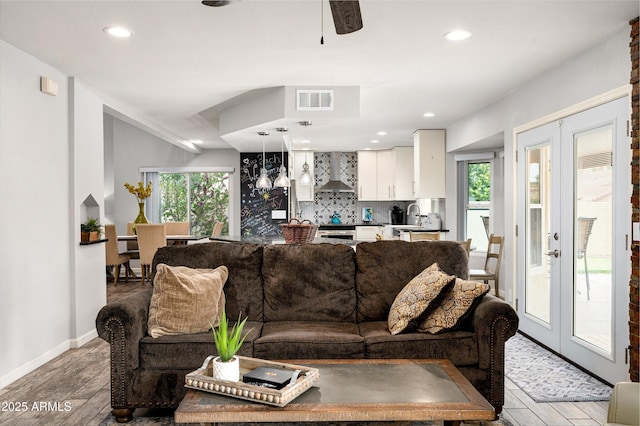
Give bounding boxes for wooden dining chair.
[165,221,190,245]
[470,234,504,298]
[104,224,131,286]
[211,221,224,237]
[165,221,190,235]
[123,222,140,260]
[457,238,472,257]
[410,231,440,241]
[136,224,167,285]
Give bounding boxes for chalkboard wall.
[240,152,289,236]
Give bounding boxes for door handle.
[545,249,559,257]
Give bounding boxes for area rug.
[99,418,510,426]
[505,333,612,402]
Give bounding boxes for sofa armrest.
[96,288,153,372]
[472,294,519,370]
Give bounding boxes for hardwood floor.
[0,281,609,426]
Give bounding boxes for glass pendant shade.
[273,137,290,188]
[256,131,272,189]
[299,161,313,185]
[274,165,291,187]
[256,168,272,189]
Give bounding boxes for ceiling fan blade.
[329,0,363,34]
[201,0,240,7]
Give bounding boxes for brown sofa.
[96,240,518,422]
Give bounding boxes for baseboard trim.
[70,328,98,349]
[0,340,70,389]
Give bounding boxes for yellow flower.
[124,181,153,202]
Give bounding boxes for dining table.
[117,234,208,244]
[113,234,208,280]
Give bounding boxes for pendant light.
[273,128,291,188]
[298,121,314,185]
[256,131,272,190]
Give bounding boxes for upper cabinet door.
[357,151,378,200]
[414,130,446,198]
[393,146,414,200]
[376,150,395,201]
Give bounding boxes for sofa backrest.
[152,242,264,321]
[355,240,469,322]
[262,243,357,322]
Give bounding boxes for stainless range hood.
[316,152,354,193]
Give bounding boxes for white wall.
[445,25,630,302]
[69,77,107,347]
[0,41,68,386]
[0,41,107,388]
[105,116,242,236]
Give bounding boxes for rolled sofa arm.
[95,288,153,407]
[472,294,519,370]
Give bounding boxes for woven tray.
[279,218,318,243]
[185,356,320,407]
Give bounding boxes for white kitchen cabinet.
[356,226,383,242]
[413,130,445,199]
[292,151,315,202]
[358,148,414,201]
[392,146,414,200]
[376,150,394,201]
[357,151,378,201]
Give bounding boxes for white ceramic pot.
[212,356,240,382]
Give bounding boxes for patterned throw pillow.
[387,263,456,335]
[147,264,228,338]
[418,278,490,334]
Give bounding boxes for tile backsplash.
[296,152,410,225]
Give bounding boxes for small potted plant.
[211,311,250,382]
[81,217,102,242]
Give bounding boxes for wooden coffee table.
[175,359,495,425]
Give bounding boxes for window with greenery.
[158,172,230,236]
[465,162,491,249]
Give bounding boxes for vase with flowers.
[124,181,153,233]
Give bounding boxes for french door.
[516,96,630,384]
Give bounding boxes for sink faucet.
[406,203,422,226]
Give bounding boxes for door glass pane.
[190,172,230,236]
[573,126,612,353]
[466,162,490,249]
[525,145,551,324]
[159,172,230,236]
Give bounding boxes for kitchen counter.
[210,235,360,246]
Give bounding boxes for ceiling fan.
[202,0,363,35]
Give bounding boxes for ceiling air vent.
[297,89,334,111]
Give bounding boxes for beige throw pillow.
[387,263,455,335]
[418,278,490,334]
[147,264,228,338]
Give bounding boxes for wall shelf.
[79,239,107,246]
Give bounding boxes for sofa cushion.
[388,263,455,335]
[147,264,227,338]
[356,241,469,322]
[254,321,364,359]
[139,322,262,369]
[152,242,264,321]
[262,244,356,322]
[419,279,490,334]
[359,321,479,365]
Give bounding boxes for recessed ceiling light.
[444,30,471,41]
[377,131,387,136]
[370,140,380,144]
[423,112,435,118]
[104,26,133,38]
